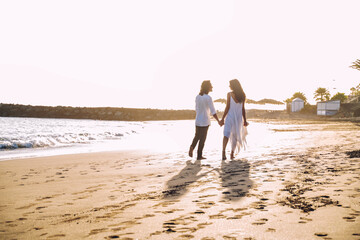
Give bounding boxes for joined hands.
[218,119,224,127]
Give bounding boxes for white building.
[317,100,340,116]
[291,98,304,112]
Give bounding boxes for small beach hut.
[291,98,304,112]
[317,100,340,116]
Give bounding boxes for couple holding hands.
[189,79,249,161]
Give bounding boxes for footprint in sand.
[194,210,205,214]
[16,203,37,210]
[35,206,46,210]
[47,234,66,238]
[179,234,195,239]
[164,228,176,233]
[5,222,17,227]
[196,201,215,209]
[88,228,108,236]
[350,212,360,217]
[106,235,120,239]
[252,218,268,225]
[343,216,356,222]
[266,228,276,232]
[314,232,328,237]
[108,195,117,200]
[209,213,226,219]
[161,208,184,214]
[223,235,238,240]
[163,222,177,231]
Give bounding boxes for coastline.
[1,103,359,122]
[0,121,359,239]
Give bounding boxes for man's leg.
[197,126,209,160]
[189,126,200,157]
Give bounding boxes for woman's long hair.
[230,79,246,103]
[199,80,212,96]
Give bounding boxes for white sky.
[0,0,359,109]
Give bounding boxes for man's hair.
[199,80,212,96]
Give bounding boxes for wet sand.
[0,121,359,239]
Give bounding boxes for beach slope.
[0,122,359,239]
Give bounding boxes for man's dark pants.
[190,125,209,159]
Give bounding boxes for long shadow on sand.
[163,160,211,199]
[217,159,252,201]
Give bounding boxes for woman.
[189,80,221,160]
[220,79,249,160]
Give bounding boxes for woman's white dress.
[224,95,248,153]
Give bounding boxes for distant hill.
[2,103,358,121]
[0,103,195,121]
[256,98,284,105]
[214,98,226,104]
[215,98,283,105]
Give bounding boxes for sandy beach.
[0,120,360,240]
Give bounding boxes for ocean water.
[0,117,358,161]
[0,117,146,160]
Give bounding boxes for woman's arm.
[220,92,231,124]
[242,102,249,126]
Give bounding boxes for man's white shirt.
[195,94,216,127]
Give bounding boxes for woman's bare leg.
[222,136,229,160]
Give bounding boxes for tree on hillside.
[214,98,226,104]
[350,59,360,71]
[292,92,307,103]
[284,92,307,104]
[330,92,347,102]
[284,98,292,104]
[350,83,360,96]
[314,87,330,102]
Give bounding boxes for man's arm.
[208,96,221,126]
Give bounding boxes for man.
[189,80,221,160]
